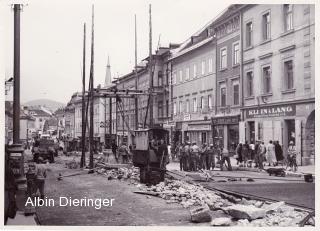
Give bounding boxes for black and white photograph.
[1,0,316,228]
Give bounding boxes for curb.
[233,166,315,180]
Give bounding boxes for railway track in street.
[165,169,315,226]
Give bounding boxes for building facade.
[240,4,315,165]
[170,31,216,145]
[210,5,243,153]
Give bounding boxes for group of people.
[177,142,232,172]
[236,140,297,172]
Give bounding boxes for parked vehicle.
[32,138,55,163]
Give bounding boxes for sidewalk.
[167,157,315,178]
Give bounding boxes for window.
[172,72,176,85]
[186,99,190,113]
[179,101,183,114]
[246,22,253,47]
[262,66,271,93]
[284,4,293,31]
[173,102,177,115]
[233,43,240,65]
[221,87,226,107]
[208,58,213,72]
[158,71,163,86]
[193,63,197,78]
[233,83,239,105]
[262,12,271,40]
[193,98,197,112]
[158,101,163,118]
[208,95,212,110]
[201,60,206,75]
[200,96,205,110]
[246,71,254,97]
[284,60,294,89]
[185,67,190,80]
[179,70,183,82]
[220,48,227,69]
[166,100,169,117]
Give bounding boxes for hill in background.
[23,99,65,113]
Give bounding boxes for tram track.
[165,169,315,226]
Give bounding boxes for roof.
[29,109,52,117]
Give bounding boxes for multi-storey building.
[240,4,315,165]
[208,5,243,153]
[28,107,52,134]
[112,47,171,145]
[169,27,216,145]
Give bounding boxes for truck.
[32,138,55,163]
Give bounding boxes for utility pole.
[148,4,153,127]
[134,14,139,130]
[104,96,106,147]
[109,97,112,135]
[81,23,86,168]
[89,5,94,169]
[13,4,22,144]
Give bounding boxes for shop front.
[211,115,240,154]
[241,102,315,166]
[185,121,212,145]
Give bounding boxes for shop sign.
[212,115,240,125]
[187,124,211,131]
[246,104,296,118]
[183,114,191,121]
[117,131,128,136]
[163,122,175,129]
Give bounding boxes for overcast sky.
[2,0,229,104]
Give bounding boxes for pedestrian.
[190,142,199,171]
[158,139,169,169]
[287,141,297,172]
[235,143,243,166]
[200,143,208,170]
[220,148,232,171]
[118,143,129,164]
[254,140,260,168]
[214,144,221,169]
[241,141,249,167]
[248,141,255,167]
[266,140,276,166]
[258,141,266,170]
[274,141,284,166]
[4,150,18,224]
[206,144,215,170]
[184,142,191,171]
[178,143,185,171]
[35,158,47,199]
[111,141,118,163]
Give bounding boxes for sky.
[2,0,229,104]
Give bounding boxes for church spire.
[104,55,111,87]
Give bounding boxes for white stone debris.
[211,217,232,226]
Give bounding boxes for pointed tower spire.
[104,55,112,87]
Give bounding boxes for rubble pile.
[143,179,232,209]
[96,166,140,181]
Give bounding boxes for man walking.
[287,141,297,172]
[206,144,215,170]
[220,148,232,171]
[35,158,47,199]
[258,141,266,170]
[274,141,284,165]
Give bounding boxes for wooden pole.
[148,4,153,127]
[81,23,86,168]
[134,14,139,130]
[89,5,94,169]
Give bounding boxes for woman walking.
[266,140,276,166]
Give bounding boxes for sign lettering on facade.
[183,114,191,121]
[246,105,296,118]
[212,115,240,125]
[187,124,211,131]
